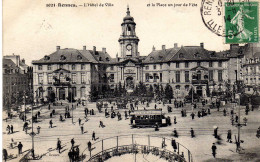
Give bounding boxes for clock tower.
[119,6,139,58]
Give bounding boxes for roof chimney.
[152,45,155,51]
[200,43,204,48]
[174,43,178,48]
[83,46,86,50]
[162,45,166,51]
[21,59,25,63]
[102,48,106,53]
[93,46,97,55]
[56,46,60,51]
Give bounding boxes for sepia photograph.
[2,0,260,161]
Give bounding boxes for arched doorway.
[59,88,66,100]
[126,76,134,90]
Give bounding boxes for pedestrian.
[190,112,195,120]
[174,116,177,124]
[161,138,166,148]
[211,143,217,158]
[99,121,105,128]
[18,142,23,155]
[50,112,53,118]
[37,126,41,134]
[214,127,218,138]
[81,125,84,134]
[208,108,211,115]
[190,128,195,138]
[154,122,159,131]
[171,139,177,152]
[52,109,55,115]
[71,138,75,148]
[3,149,8,162]
[49,120,53,128]
[57,138,62,153]
[10,125,14,134]
[7,125,10,134]
[68,149,73,162]
[88,141,92,151]
[48,103,51,110]
[92,131,96,140]
[78,118,81,125]
[173,128,178,138]
[38,111,40,117]
[223,109,226,116]
[231,116,234,125]
[227,130,232,143]
[198,111,201,118]
[235,115,238,123]
[60,114,63,121]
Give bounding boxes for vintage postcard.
[2,0,260,161]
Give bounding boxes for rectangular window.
[81,73,86,84]
[185,71,189,82]
[110,74,114,82]
[176,62,179,68]
[209,62,213,67]
[72,87,77,97]
[145,73,149,82]
[38,65,42,70]
[153,73,157,82]
[218,70,223,81]
[72,64,76,70]
[146,66,149,70]
[81,64,85,70]
[72,73,76,84]
[38,74,43,84]
[47,65,52,70]
[47,74,52,84]
[209,70,214,81]
[185,62,189,68]
[218,61,222,67]
[176,71,180,83]
[154,65,156,70]
[80,87,85,97]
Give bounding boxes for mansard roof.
[171,46,228,61]
[32,48,112,64]
[144,46,228,63]
[3,59,19,70]
[143,47,181,63]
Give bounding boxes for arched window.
[176,85,181,90]
[179,53,184,58]
[127,25,131,35]
[197,71,201,80]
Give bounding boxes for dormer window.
[77,55,82,60]
[210,52,216,57]
[99,57,102,61]
[150,57,154,61]
[44,55,50,60]
[60,55,66,60]
[194,52,200,58]
[159,56,163,60]
[106,57,110,61]
[179,53,184,58]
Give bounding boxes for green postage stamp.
[225,1,258,43]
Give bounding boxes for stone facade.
[32,6,249,101]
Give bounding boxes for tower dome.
[123,5,134,22]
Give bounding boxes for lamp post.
[29,89,36,159]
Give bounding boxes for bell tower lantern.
[118,6,139,58]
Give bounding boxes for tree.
[90,85,98,101]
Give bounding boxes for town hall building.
[32,6,244,102]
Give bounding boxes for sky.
[3,0,231,65]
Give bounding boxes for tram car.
[130,109,171,128]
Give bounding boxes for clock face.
[126,44,132,51]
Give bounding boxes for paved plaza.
[2,100,260,161]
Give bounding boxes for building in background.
[2,54,33,109]
[32,6,258,102]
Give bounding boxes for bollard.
[177,143,179,154]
